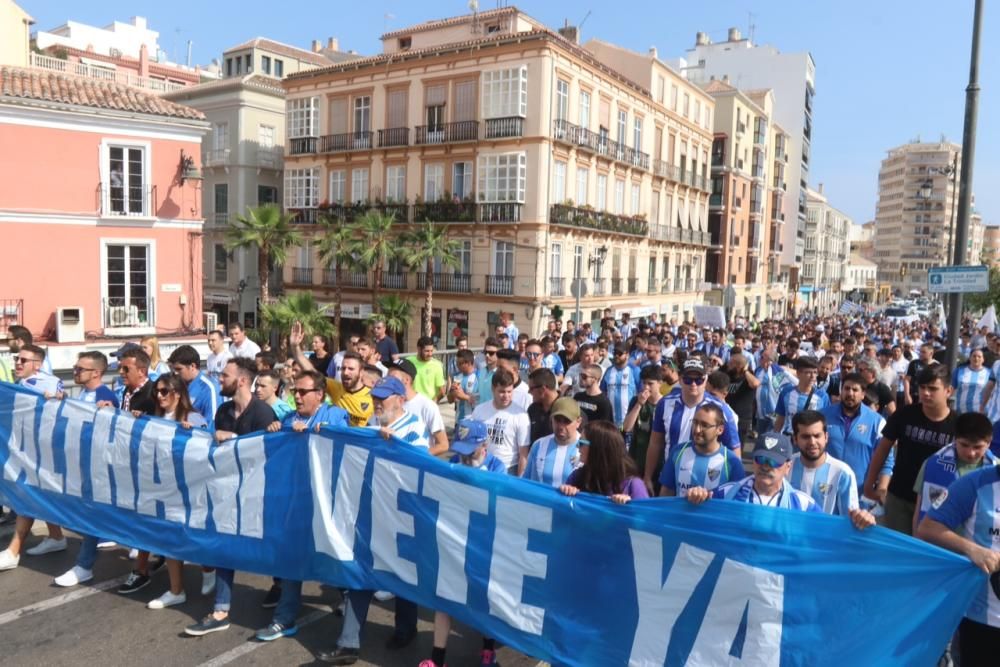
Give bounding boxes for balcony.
[627,277,639,294]
[486,274,513,296]
[773,176,786,191]
[382,272,409,290]
[292,267,314,284]
[732,196,743,211]
[415,121,479,145]
[648,278,659,293]
[551,119,649,171]
[549,204,648,237]
[549,277,566,296]
[478,202,522,223]
[414,199,476,223]
[416,273,472,293]
[204,149,230,167]
[289,208,320,224]
[378,127,410,148]
[322,268,338,286]
[29,52,185,93]
[210,213,229,228]
[289,137,317,155]
[611,278,623,295]
[320,132,374,153]
[592,279,607,296]
[653,159,679,181]
[0,299,23,338]
[100,183,155,218]
[345,272,369,289]
[257,147,281,169]
[661,280,671,294]
[484,117,524,139]
[102,296,155,330]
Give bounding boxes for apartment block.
[0,0,32,67]
[279,7,713,346]
[983,225,1000,269]
[803,185,851,313]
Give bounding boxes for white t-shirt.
[230,338,261,360]
[512,381,532,411]
[405,393,445,435]
[207,350,233,380]
[561,363,585,395]
[470,401,530,468]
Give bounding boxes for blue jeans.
[214,568,235,612]
[75,535,99,570]
[337,590,417,649]
[273,580,302,627]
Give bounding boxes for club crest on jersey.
[360,402,370,411]
[930,488,948,509]
[818,482,831,495]
[857,424,868,434]
[708,468,721,482]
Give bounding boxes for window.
[244,54,251,73]
[453,161,473,199]
[351,168,369,203]
[298,241,313,270]
[615,179,625,214]
[329,170,345,203]
[104,243,152,326]
[287,97,319,138]
[398,36,412,50]
[261,55,271,75]
[213,122,229,151]
[225,58,232,77]
[386,165,406,202]
[682,93,690,117]
[633,117,642,150]
[481,66,528,118]
[597,174,608,210]
[424,163,444,201]
[284,168,320,208]
[235,56,242,75]
[258,124,275,148]
[214,245,229,284]
[556,79,569,120]
[579,91,591,128]
[553,161,567,204]
[107,145,146,215]
[574,245,583,278]
[436,240,472,275]
[631,183,640,215]
[274,59,284,77]
[493,241,515,276]
[618,109,627,143]
[657,75,665,103]
[670,84,678,111]
[477,152,527,202]
[651,190,660,225]
[353,95,371,132]
[214,184,228,216]
[551,243,562,279]
[576,168,588,205]
[694,100,701,126]
[257,185,278,205]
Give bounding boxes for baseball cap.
[752,432,793,465]
[682,357,706,376]
[549,397,581,421]
[371,376,406,399]
[390,358,417,379]
[111,342,143,358]
[451,418,489,455]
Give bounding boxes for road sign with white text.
[927,265,989,293]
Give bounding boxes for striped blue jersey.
[951,365,994,414]
[712,477,822,512]
[18,372,63,396]
[369,410,430,452]
[821,403,889,490]
[522,434,584,488]
[927,466,1000,628]
[984,361,1000,422]
[775,385,830,434]
[651,393,741,454]
[187,373,222,429]
[756,365,794,420]
[542,353,564,376]
[452,371,478,423]
[600,364,641,427]
[702,343,731,363]
[659,441,746,496]
[789,454,859,516]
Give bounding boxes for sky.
[22,0,999,227]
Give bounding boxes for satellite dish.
[468,0,479,11]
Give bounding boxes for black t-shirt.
[905,359,934,401]
[573,390,614,424]
[865,381,896,415]
[527,402,553,444]
[215,395,277,436]
[884,403,956,503]
[725,375,755,424]
[559,350,573,372]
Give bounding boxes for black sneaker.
[118,571,151,594]
[149,556,167,574]
[185,615,231,636]
[0,509,15,525]
[385,632,415,650]
[316,646,360,665]
[261,583,282,608]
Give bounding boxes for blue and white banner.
[0,382,983,666]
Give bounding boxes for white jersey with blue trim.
[775,385,830,434]
[18,372,63,396]
[927,466,1000,628]
[601,364,639,427]
[660,441,746,496]
[712,477,821,512]
[952,365,994,414]
[522,434,583,488]
[789,454,859,516]
[373,410,430,451]
[984,361,1000,422]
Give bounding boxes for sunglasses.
[15,356,39,364]
[526,352,541,358]
[120,365,132,374]
[754,454,784,469]
[156,387,174,397]
[72,366,97,374]
[682,375,706,385]
[484,350,498,356]
[292,387,322,396]
[528,384,545,391]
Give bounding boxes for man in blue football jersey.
[659,403,745,497]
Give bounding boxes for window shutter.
[329,97,348,134]
[387,90,407,127]
[454,80,476,121]
[426,84,446,106]
[599,98,611,129]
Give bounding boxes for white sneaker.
[0,549,19,571]
[128,548,139,559]
[201,571,216,596]
[96,541,117,550]
[25,537,67,556]
[374,590,395,602]
[147,590,187,609]
[54,565,93,587]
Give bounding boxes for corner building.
[280,7,713,346]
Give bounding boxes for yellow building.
[0,0,32,68]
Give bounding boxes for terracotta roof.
[701,79,737,94]
[223,38,335,67]
[0,66,206,120]
[162,73,285,98]
[381,6,518,39]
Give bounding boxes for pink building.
[0,65,209,343]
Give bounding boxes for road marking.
[196,609,328,667]
[0,573,130,627]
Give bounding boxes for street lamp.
[573,244,608,325]
[928,157,959,269]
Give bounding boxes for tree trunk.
[424,259,434,338]
[258,248,270,305]
[334,265,343,344]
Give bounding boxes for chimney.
[311,39,321,53]
[695,31,710,46]
[327,37,339,51]
[727,27,741,42]
[818,183,824,195]
[557,20,580,44]
[648,46,658,59]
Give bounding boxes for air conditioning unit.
[203,311,219,333]
[108,305,138,327]
[56,307,85,343]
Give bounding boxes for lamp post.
[945,0,983,374]
[573,245,608,326]
[929,156,959,264]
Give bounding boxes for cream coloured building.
[0,0,32,68]
[803,185,850,313]
[843,254,877,303]
[279,7,713,346]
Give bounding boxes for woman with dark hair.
[127,373,210,608]
[559,420,649,504]
[309,333,334,378]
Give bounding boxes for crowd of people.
[1,307,999,665]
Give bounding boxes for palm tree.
[368,294,412,342]
[401,220,463,337]
[225,205,303,305]
[315,214,355,337]
[347,210,400,311]
[260,292,334,349]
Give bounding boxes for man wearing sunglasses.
[12,344,61,396]
[474,337,501,404]
[601,344,640,430]
[267,370,349,434]
[69,351,117,405]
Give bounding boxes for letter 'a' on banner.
[0,382,983,666]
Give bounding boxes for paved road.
[0,523,539,667]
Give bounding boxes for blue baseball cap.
[752,431,793,465]
[371,376,406,399]
[451,419,489,455]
